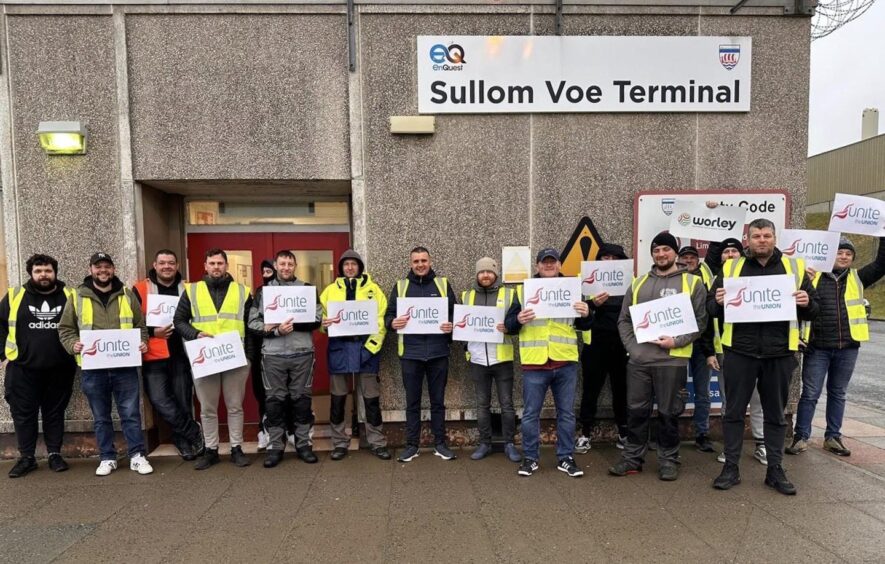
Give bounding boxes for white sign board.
[262,285,317,324]
[326,300,379,337]
[669,200,748,241]
[635,191,788,274]
[580,260,633,297]
[80,329,142,370]
[780,229,841,272]
[397,297,448,334]
[629,293,699,344]
[827,193,885,237]
[724,275,797,323]
[502,246,531,283]
[417,36,752,113]
[145,294,180,327]
[452,304,504,344]
[522,277,582,319]
[185,331,248,379]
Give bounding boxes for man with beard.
[710,219,819,495]
[2,254,77,477]
[132,249,203,461]
[58,253,152,476]
[611,232,706,481]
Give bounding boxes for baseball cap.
[535,248,561,263]
[89,252,114,266]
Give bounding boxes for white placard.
[452,304,504,344]
[827,193,885,237]
[522,277,582,319]
[502,246,531,283]
[780,229,841,272]
[629,293,699,344]
[669,200,748,241]
[397,297,448,334]
[185,331,248,379]
[724,275,797,323]
[326,300,379,337]
[145,294,180,327]
[635,191,788,274]
[580,260,634,297]
[417,36,752,113]
[80,329,143,370]
[262,285,317,324]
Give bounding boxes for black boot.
[8,456,37,478]
[263,449,283,468]
[296,446,318,464]
[330,447,348,461]
[230,445,251,467]
[765,464,797,496]
[713,462,741,490]
[194,448,220,471]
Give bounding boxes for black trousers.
[579,331,628,436]
[722,351,796,468]
[623,364,686,465]
[143,356,202,452]
[3,362,76,456]
[401,357,448,446]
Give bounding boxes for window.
[186,201,348,226]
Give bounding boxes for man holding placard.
[787,236,885,457]
[175,248,254,470]
[58,253,152,477]
[319,249,390,461]
[385,246,457,463]
[248,250,322,468]
[505,248,592,478]
[709,219,819,496]
[132,249,203,462]
[611,233,706,482]
[458,257,520,463]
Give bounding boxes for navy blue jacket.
[327,275,383,374]
[384,269,457,361]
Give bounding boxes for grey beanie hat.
[838,237,856,255]
[475,257,500,277]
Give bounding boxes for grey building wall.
[0,2,811,448]
[808,133,885,207]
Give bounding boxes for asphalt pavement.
[844,320,885,412]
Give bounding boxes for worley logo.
[719,44,740,70]
[429,43,465,71]
[661,198,676,216]
[832,203,880,226]
[677,212,692,227]
[727,286,783,311]
[681,213,737,232]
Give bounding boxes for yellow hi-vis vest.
[720,256,805,351]
[460,287,515,362]
[698,262,714,290]
[631,272,699,358]
[187,280,250,339]
[320,276,387,354]
[801,269,868,343]
[396,277,448,357]
[4,286,75,361]
[515,283,580,365]
[713,318,723,355]
[72,288,136,366]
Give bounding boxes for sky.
[808,0,885,156]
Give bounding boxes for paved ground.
[844,320,885,413]
[3,431,885,564]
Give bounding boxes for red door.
[185,232,351,434]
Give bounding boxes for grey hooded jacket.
[248,277,322,356]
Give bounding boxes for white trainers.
[257,430,270,450]
[717,451,726,464]
[95,460,117,476]
[753,444,768,466]
[574,436,592,454]
[130,454,154,475]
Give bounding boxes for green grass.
[806,213,885,319]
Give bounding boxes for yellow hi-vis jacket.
[460,286,515,363]
[515,284,580,365]
[320,274,387,354]
[802,269,868,343]
[719,256,805,351]
[630,272,700,358]
[4,286,75,361]
[186,280,250,339]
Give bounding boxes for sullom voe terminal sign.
[417,36,752,114]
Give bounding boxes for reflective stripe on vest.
[460,287,514,362]
[396,277,447,357]
[719,256,804,351]
[802,269,868,343]
[187,281,249,338]
[516,283,580,365]
[72,288,136,366]
[630,272,698,358]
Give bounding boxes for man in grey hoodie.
[248,249,322,467]
[610,232,707,481]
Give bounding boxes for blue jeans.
[520,363,578,461]
[794,347,859,441]
[689,347,711,437]
[81,368,145,460]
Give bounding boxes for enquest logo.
[429,43,465,71]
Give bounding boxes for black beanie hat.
[650,232,679,254]
[596,243,629,260]
[838,237,856,255]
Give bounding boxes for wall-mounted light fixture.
[389,116,435,135]
[37,121,87,155]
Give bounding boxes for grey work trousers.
[329,373,386,449]
[470,361,516,444]
[622,363,687,466]
[193,362,250,449]
[263,353,314,450]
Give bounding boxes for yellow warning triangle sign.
[560,217,605,276]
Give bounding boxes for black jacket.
[383,269,457,361]
[0,280,77,370]
[173,274,254,346]
[707,248,820,358]
[808,237,885,349]
[587,295,622,334]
